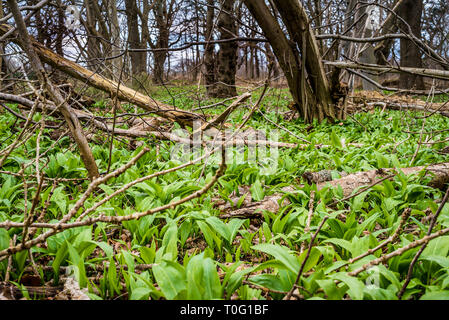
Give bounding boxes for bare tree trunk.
[54,0,64,57]
[374,0,406,65]
[204,0,216,96]
[151,0,166,83]
[125,0,146,77]
[212,0,238,98]
[264,42,279,80]
[107,0,122,81]
[255,47,260,79]
[84,0,103,72]
[398,0,425,89]
[243,0,340,123]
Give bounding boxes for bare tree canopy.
[0,0,448,303]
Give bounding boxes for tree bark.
[243,0,340,123]
[218,162,449,217]
[212,0,238,98]
[204,0,215,97]
[125,0,146,76]
[398,0,425,89]
[84,0,103,72]
[374,0,406,65]
[107,0,122,81]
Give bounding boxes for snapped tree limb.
[0,23,205,128]
[218,162,449,218]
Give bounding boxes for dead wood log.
[218,163,449,218]
[0,23,205,128]
[326,61,449,81]
[322,163,449,198]
[0,281,63,299]
[367,101,449,118]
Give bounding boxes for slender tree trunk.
[153,0,169,84]
[212,0,238,98]
[264,42,279,80]
[84,0,102,72]
[204,0,216,97]
[55,0,64,57]
[398,0,425,89]
[255,47,260,79]
[125,0,146,77]
[107,0,122,81]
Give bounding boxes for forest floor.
[0,83,449,300]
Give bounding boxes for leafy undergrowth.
[0,86,449,300]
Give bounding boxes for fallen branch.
[0,23,205,128]
[218,163,449,217]
[326,61,449,81]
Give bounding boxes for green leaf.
[316,279,345,300]
[0,229,10,251]
[206,216,230,241]
[250,179,265,201]
[262,222,272,243]
[420,290,449,300]
[225,267,254,298]
[252,244,299,274]
[330,130,342,148]
[422,236,449,258]
[331,273,365,300]
[139,246,155,265]
[249,274,290,292]
[324,238,353,255]
[130,287,152,300]
[186,253,221,299]
[162,222,178,260]
[297,247,321,273]
[197,220,220,250]
[420,255,449,268]
[122,250,135,273]
[90,241,113,259]
[108,258,121,295]
[67,242,87,288]
[52,241,68,283]
[153,261,186,300]
[375,152,389,168]
[352,191,368,212]
[227,219,245,244]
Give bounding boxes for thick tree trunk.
[211,0,238,98]
[243,0,339,123]
[152,0,169,84]
[398,0,425,90]
[125,0,146,76]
